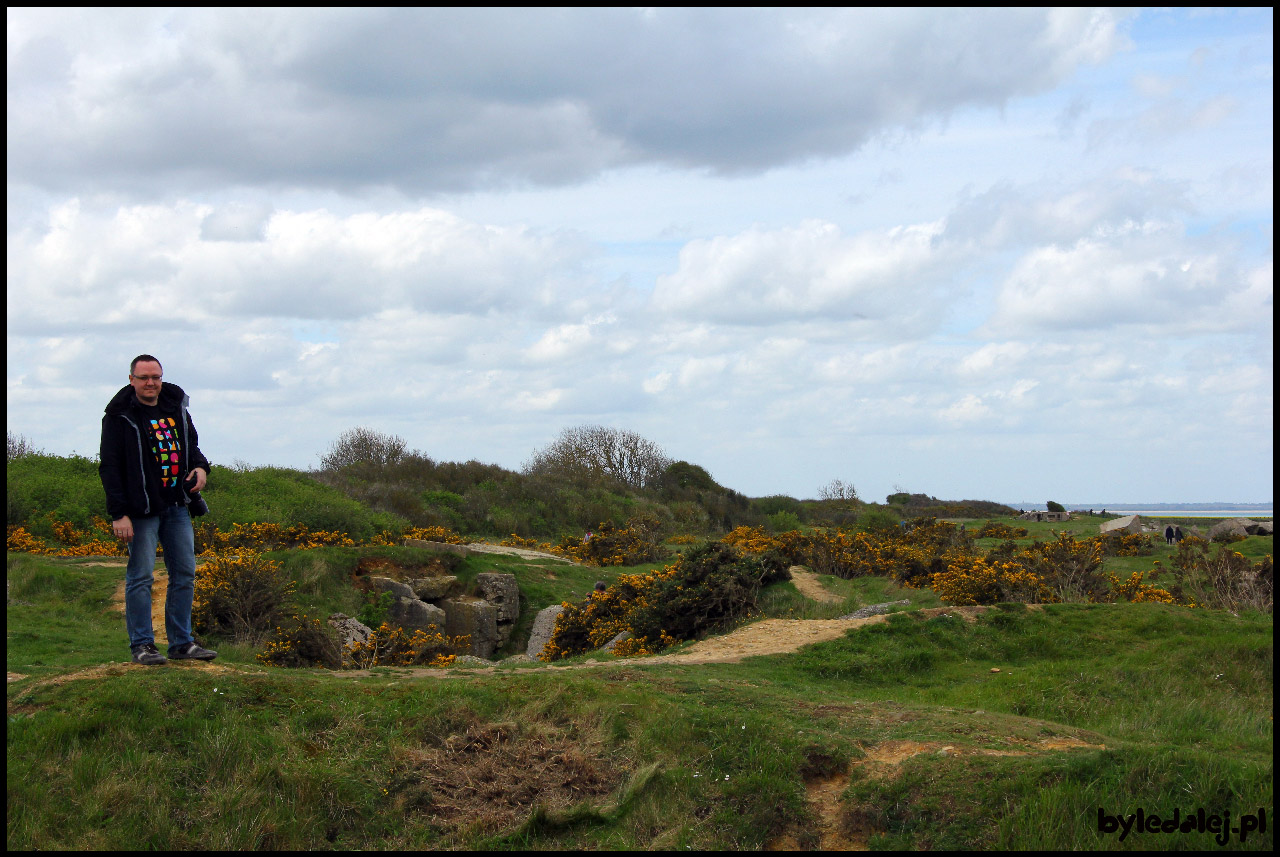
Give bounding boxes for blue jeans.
[124,503,197,652]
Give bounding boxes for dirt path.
[788,566,844,603]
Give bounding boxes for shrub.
[976,521,1028,539]
[193,552,296,644]
[558,516,666,567]
[1094,530,1154,557]
[1018,532,1108,603]
[857,506,902,535]
[343,622,467,668]
[625,542,789,648]
[928,555,1053,606]
[542,542,789,661]
[1107,570,1177,605]
[766,510,802,533]
[1162,537,1273,613]
[257,612,344,668]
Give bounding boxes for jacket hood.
[104,381,188,416]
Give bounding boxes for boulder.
[1100,514,1142,535]
[408,575,462,601]
[367,576,417,600]
[1208,518,1254,541]
[1251,520,1273,536]
[441,596,500,659]
[328,613,373,648]
[527,604,565,660]
[388,596,447,634]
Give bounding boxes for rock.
[367,576,417,600]
[1208,518,1254,541]
[441,596,500,659]
[527,604,565,659]
[601,631,631,653]
[451,655,493,667]
[408,575,462,601]
[388,596,447,634]
[328,613,373,648]
[1100,514,1143,535]
[501,653,536,665]
[476,572,521,647]
[476,573,520,623]
[1252,520,1274,536]
[837,599,911,620]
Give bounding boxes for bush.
[624,542,789,648]
[1013,532,1106,602]
[1162,537,1273,612]
[928,555,1053,606]
[193,552,296,644]
[857,506,902,535]
[976,521,1028,539]
[343,622,468,668]
[766,510,802,533]
[257,612,344,668]
[542,542,789,660]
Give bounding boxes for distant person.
[591,581,607,597]
[583,531,593,544]
[1174,526,1184,543]
[99,354,216,666]
[1164,525,1175,545]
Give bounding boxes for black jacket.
[99,382,213,520]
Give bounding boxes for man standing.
[100,355,217,666]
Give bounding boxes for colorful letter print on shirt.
[149,417,183,488]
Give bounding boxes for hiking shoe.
[168,641,217,661]
[131,643,168,666]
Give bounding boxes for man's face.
[129,360,163,406]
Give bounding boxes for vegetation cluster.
[5,428,1273,850]
[543,542,790,660]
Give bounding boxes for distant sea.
[1008,503,1272,518]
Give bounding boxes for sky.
[6,7,1273,504]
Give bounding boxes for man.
[99,355,217,666]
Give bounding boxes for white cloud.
[651,219,952,331]
[6,8,1130,195]
[4,8,1271,503]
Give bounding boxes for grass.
[7,545,1274,850]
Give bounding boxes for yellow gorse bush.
[403,526,473,545]
[7,516,127,557]
[342,622,467,668]
[1107,570,1178,604]
[928,554,1056,605]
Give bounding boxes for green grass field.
[7,535,1272,851]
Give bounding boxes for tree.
[524,425,672,491]
[819,478,859,503]
[1046,500,1066,513]
[7,431,39,462]
[320,427,410,471]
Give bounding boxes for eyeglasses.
[131,375,163,382]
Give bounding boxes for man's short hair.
[130,354,163,375]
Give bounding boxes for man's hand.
[113,516,134,542]
[185,467,207,493]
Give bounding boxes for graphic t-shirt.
[138,403,185,505]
